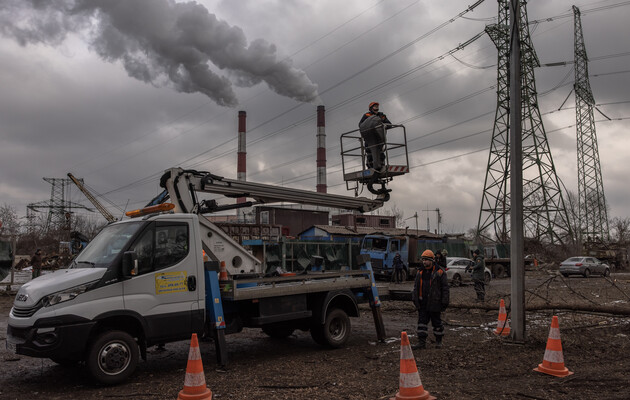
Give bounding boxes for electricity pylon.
[477,0,573,245]
[27,177,92,233]
[573,6,609,242]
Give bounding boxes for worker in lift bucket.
[358,102,392,173]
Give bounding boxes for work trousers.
[393,268,404,283]
[359,116,386,170]
[473,279,485,301]
[416,309,444,342]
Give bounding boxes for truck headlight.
[42,282,96,307]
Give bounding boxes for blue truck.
[360,234,423,281]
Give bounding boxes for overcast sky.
[1,0,628,235]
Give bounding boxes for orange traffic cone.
[494,299,511,336]
[178,334,213,400]
[219,261,228,281]
[534,316,573,377]
[390,332,436,400]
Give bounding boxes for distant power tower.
[477,0,573,244]
[26,177,92,233]
[573,6,609,242]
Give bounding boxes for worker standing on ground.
[435,249,447,270]
[393,252,404,284]
[358,102,392,173]
[411,249,449,349]
[468,249,486,302]
[30,249,42,280]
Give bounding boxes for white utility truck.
[7,168,388,384]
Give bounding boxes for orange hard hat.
[421,249,435,259]
[369,102,379,109]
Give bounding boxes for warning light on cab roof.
[125,203,175,218]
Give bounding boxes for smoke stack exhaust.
[237,111,247,204]
[316,106,327,193]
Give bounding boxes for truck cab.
[7,213,205,384]
[360,234,409,281]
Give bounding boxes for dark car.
[559,256,610,278]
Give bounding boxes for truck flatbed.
[222,270,377,300]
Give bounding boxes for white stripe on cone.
[188,346,201,360]
[548,327,561,340]
[401,345,414,360]
[543,349,565,364]
[399,372,423,388]
[184,371,207,387]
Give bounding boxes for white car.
[445,257,492,286]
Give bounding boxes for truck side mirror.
[122,251,138,279]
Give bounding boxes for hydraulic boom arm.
[161,167,386,214]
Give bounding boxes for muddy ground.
[1,270,629,400]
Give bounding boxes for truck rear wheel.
[323,309,351,348]
[311,309,351,348]
[87,330,139,385]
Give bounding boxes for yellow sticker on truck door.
[155,271,188,294]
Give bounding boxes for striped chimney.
[237,111,246,204]
[316,105,327,193]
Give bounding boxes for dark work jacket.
[359,111,391,126]
[412,264,449,312]
[472,254,485,281]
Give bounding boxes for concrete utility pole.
[509,0,525,342]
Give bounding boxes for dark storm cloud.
[0,0,320,107]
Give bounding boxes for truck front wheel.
[87,330,139,385]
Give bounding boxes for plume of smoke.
[0,0,320,107]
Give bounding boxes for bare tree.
[385,203,404,228]
[610,217,630,244]
[72,214,107,239]
[0,203,20,237]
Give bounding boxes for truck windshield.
[72,221,144,268]
[362,238,388,251]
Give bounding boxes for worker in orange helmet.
[358,102,392,173]
[411,249,449,349]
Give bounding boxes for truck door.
[122,220,201,343]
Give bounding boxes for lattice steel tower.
[26,177,91,233]
[477,0,572,244]
[573,6,609,242]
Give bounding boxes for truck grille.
[370,259,383,271]
[11,301,43,318]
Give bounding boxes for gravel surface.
[1,270,629,399]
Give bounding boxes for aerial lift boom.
[160,167,388,215]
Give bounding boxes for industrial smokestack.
[237,111,247,204]
[316,105,327,193]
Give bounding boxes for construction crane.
[67,173,117,223]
